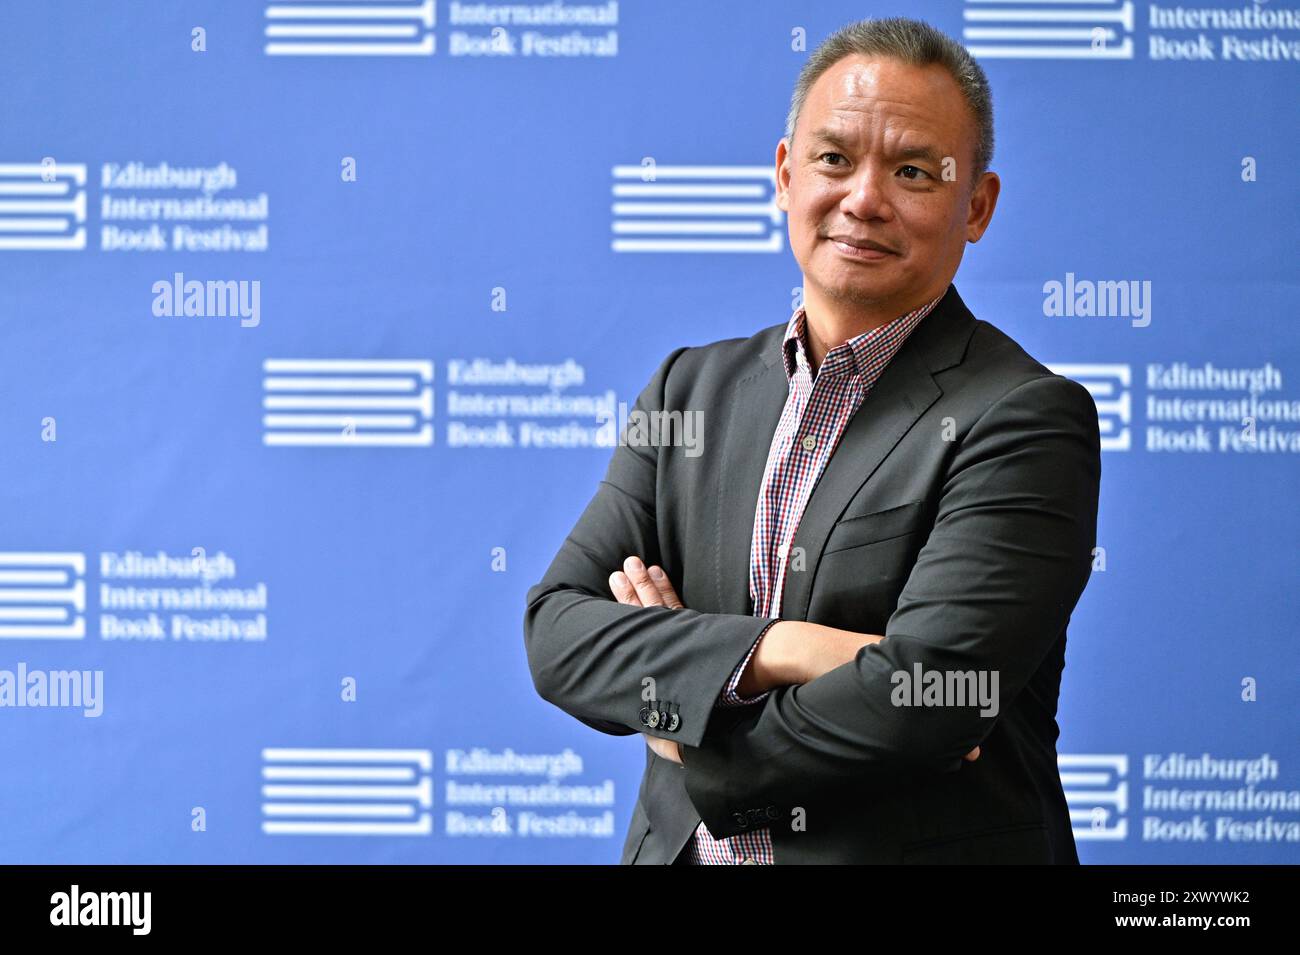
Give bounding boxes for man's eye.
[819,152,846,166]
[898,165,930,180]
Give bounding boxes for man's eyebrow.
[894,144,943,163]
[807,127,852,149]
[805,130,944,165]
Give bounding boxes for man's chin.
[817,277,900,308]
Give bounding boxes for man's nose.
[839,164,893,220]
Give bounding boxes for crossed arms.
[523,346,1101,839]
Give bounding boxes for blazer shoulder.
[658,321,786,397]
[957,315,1091,403]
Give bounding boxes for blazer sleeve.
[680,373,1102,838]
[523,345,778,749]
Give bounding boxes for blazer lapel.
[714,339,789,616]
[714,284,977,622]
[777,341,939,622]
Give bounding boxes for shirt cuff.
[717,620,778,707]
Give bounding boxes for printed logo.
[963,0,1135,60]
[1060,753,1129,840]
[264,0,437,57]
[610,164,784,253]
[262,359,435,447]
[262,747,434,835]
[0,162,87,250]
[0,553,86,640]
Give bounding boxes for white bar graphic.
[263,803,417,817]
[266,37,435,56]
[964,1,1133,59]
[962,39,1132,58]
[264,376,418,392]
[1060,754,1128,840]
[613,220,766,235]
[612,184,769,198]
[0,585,85,609]
[613,234,784,254]
[0,607,68,621]
[262,816,432,835]
[610,166,778,180]
[263,390,433,415]
[263,765,417,781]
[0,182,72,196]
[262,413,417,429]
[264,0,435,57]
[266,24,419,38]
[965,2,1133,27]
[262,747,433,836]
[0,553,86,639]
[0,163,87,185]
[264,425,433,447]
[965,27,1118,40]
[263,747,433,771]
[263,779,432,803]
[613,201,779,218]
[0,569,70,585]
[0,218,70,233]
[0,194,86,218]
[0,231,86,251]
[266,1,435,26]
[265,359,432,380]
[611,165,784,254]
[0,164,87,250]
[262,360,434,447]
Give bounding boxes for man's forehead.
[802,56,967,140]
[830,58,889,96]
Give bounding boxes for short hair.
[784,17,995,184]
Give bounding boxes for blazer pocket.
[823,500,926,556]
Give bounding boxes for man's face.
[777,55,998,318]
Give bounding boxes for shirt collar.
[781,291,945,383]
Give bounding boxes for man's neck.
[801,285,942,372]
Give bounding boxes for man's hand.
[608,557,976,765]
[609,556,687,764]
[643,732,683,765]
[609,556,683,609]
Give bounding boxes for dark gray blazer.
[523,283,1101,864]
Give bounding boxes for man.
[524,17,1100,864]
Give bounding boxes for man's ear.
[965,170,1000,243]
[775,137,791,213]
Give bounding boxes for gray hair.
[784,17,995,183]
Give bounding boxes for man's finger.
[643,733,683,765]
[623,556,663,607]
[609,571,641,605]
[963,746,981,762]
[646,565,684,609]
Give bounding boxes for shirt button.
[801,435,817,451]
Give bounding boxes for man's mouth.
[827,235,897,260]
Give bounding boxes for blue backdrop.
[1,0,1297,863]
